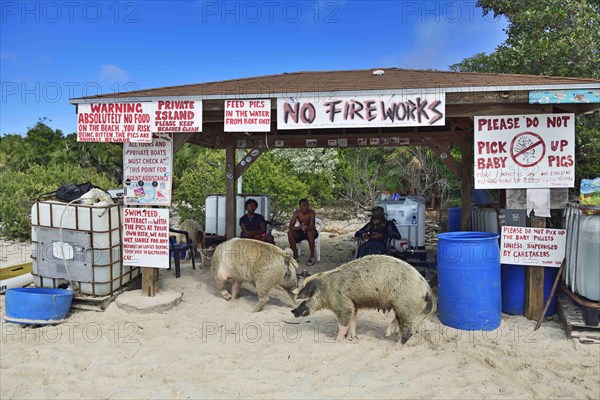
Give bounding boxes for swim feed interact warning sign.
[474,113,575,189]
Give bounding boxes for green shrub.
[0,164,116,240]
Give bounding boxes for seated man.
[288,198,318,266]
[239,199,274,244]
[354,206,401,259]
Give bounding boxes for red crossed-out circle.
[510,131,545,168]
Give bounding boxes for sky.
[0,0,507,136]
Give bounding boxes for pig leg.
[231,280,242,300]
[215,264,232,300]
[393,310,414,349]
[252,282,271,312]
[347,312,358,340]
[334,304,354,343]
[337,325,349,342]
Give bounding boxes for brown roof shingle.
[72,68,600,101]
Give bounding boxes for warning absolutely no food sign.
[474,113,575,189]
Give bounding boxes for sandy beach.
[1,220,599,399]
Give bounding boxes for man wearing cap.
[354,206,401,258]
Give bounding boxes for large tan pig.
[211,238,299,312]
[291,255,436,348]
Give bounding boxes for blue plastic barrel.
[543,267,559,316]
[448,208,462,232]
[501,265,558,316]
[501,264,525,315]
[4,288,74,324]
[438,231,501,330]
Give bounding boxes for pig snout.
[291,301,310,318]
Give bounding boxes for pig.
[291,255,436,348]
[211,238,299,312]
[176,219,205,264]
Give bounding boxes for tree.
[450,0,600,185]
[450,0,600,78]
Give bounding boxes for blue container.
[438,231,501,330]
[448,207,462,232]
[472,189,493,205]
[4,288,74,324]
[501,265,526,315]
[501,265,558,316]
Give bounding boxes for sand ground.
[1,220,599,399]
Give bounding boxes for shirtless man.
[288,198,318,266]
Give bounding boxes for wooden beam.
[235,147,267,177]
[447,103,553,117]
[172,133,194,152]
[141,267,158,297]
[225,140,237,239]
[525,214,547,321]
[460,133,473,230]
[425,137,461,178]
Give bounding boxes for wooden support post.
[525,214,546,320]
[141,267,158,297]
[460,133,473,230]
[225,140,237,239]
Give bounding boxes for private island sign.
[77,101,202,142]
[474,113,575,189]
[277,94,445,129]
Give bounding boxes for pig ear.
[300,279,320,298]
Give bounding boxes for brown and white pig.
[291,254,436,348]
[176,219,205,262]
[211,238,299,312]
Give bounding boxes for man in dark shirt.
[239,199,274,244]
[355,206,401,258]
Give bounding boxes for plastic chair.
[169,228,196,278]
[296,218,324,261]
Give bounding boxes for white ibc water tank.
[205,195,227,236]
[205,194,271,237]
[30,201,139,297]
[380,197,426,248]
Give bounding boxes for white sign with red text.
[153,100,202,133]
[474,113,575,189]
[77,103,153,142]
[123,133,173,206]
[224,100,271,132]
[277,93,445,129]
[77,100,203,142]
[122,208,170,268]
[500,226,566,267]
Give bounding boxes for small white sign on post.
[224,100,271,132]
[500,226,566,267]
[474,113,575,189]
[123,208,170,268]
[123,133,173,206]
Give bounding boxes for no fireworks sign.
[474,113,575,189]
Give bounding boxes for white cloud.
[99,64,128,81]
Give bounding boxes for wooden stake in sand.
[142,267,159,297]
[534,259,565,331]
